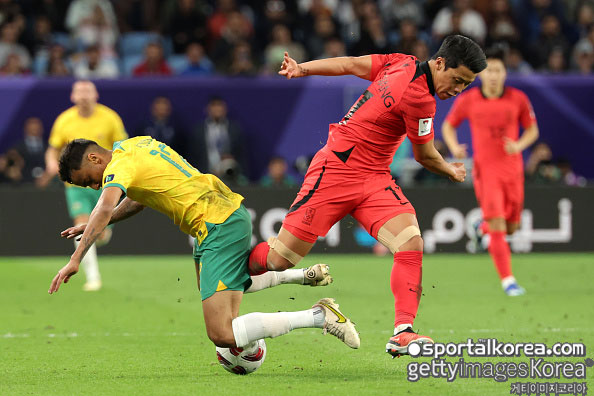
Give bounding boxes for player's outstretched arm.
[278,51,372,80]
[442,120,468,159]
[413,140,466,182]
[49,187,122,294]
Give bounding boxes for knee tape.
[267,237,303,266]
[377,225,421,254]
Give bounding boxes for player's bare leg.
[74,214,102,291]
[377,213,434,357]
[487,217,525,296]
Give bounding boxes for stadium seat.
[168,55,188,74]
[119,32,162,57]
[121,54,144,76]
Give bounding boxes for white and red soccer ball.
[216,339,267,375]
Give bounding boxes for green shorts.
[193,205,252,301]
[65,186,103,219]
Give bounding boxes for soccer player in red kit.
[247,35,486,357]
[442,47,539,297]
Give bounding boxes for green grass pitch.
[1,253,593,395]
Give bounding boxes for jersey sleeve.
[403,97,436,144]
[517,91,537,129]
[444,92,469,127]
[102,150,135,195]
[48,114,66,149]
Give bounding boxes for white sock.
[245,269,306,293]
[232,308,325,348]
[75,240,100,283]
[394,323,413,335]
[501,276,517,289]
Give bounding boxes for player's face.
[71,81,98,108]
[433,58,477,100]
[479,58,506,91]
[70,156,105,190]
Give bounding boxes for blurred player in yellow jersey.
[39,80,128,291]
[47,137,360,353]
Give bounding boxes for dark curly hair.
[58,139,98,184]
[432,35,487,74]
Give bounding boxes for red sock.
[488,231,512,279]
[479,221,489,235]
[391,251,423,327]
[248,242,270,276]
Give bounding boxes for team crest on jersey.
[104,174,114,183]
[418,118,433,136]
[303,208,316,226]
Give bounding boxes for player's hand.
[448,162,466,182]
[503,137,521,154]
[48,259,80,294]
[451,143,468,159]
[278,52,300,79]
[61,224,87,241]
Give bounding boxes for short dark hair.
[485,46,505,62]
[431,35,487,73]
[59,139,98,183]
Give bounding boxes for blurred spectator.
[10,117,47,185]
[392,18,421,54]
[132,41,172,76]
[188,96,248,183]
[317,36,346,59]
[1,52,27,75]
[179,42,214,76]
[574,2,594,38]
[65,0,118,58]
[379,0,425,30]
[207,0,253,44]
[305,15,337,59]
[525,141,561,183]
[73,44,119,78]
[260,156,297,187]
[211,10,254,71]
[514,0,576,44]
[557,159,587,187]
[0,21,31,70]
[528,14,570,69]
[505,46,534,74]
[432,0,487,44]
[485,0,520,48]
[253,0,298,54]
[22,14,54,56]
[227,41,258,76]
[23,0,70,33]
[264,24,306,74]
[46,43,71,76]
[542,46,567,73]
[135,96,186,155]
[351,13,390,56]
[161,0,208,54]
[410,39,430,61]
[572,38,594,73]
[114,0,159,33]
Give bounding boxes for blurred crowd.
[0,0,593,78]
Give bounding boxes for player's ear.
[87,152,100,164]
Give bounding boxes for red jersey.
[324,53,436,173]
[445,86,537,177]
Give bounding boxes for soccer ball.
[215,339,267,375]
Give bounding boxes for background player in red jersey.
[244,35,487,358]
[442,47,539,297]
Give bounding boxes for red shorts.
[473,165,524,223]
[283,148,416,241]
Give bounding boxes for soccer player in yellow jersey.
[48,137,360,352]
[40,80,128,291]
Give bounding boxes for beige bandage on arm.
[377,225,421,254]
[267,237,303,267]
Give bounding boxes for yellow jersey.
[102,136,244,243]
